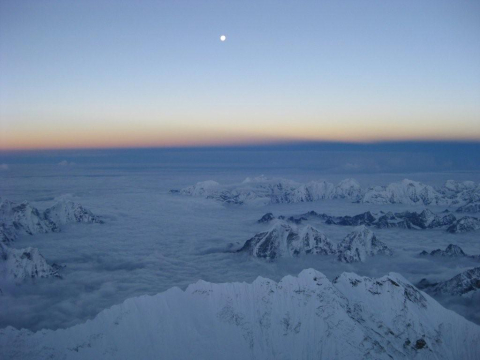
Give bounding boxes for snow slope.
[1,269,479,360]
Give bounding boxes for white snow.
[1,269,479,360]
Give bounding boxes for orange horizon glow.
[2,108,480,151]
[2,125,480,151]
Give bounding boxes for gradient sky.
[1,0,479,150]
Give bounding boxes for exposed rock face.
[237,222,336,259]
[337,226,393,263]
[420,267,480,296]
[0,242,59,283]
[1,269,479,360]
[446,216,480,233]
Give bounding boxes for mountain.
[456,201,480,213]
[237,222,336,259]
[274,209,458,232]
[443,180,477,193]
[325,211,377,226]
[337,226,393,263]
[1,269,479,360]
[173,176,363,205]
[0,198,57,241]
[419,244,469,258]
[239,224,392,263]
[0,197,101,289]
[174,177,479,207]
[44,200,103,225]
[419,267,480,296]
[446,216,480,233]
[0,242,59,283]
[0,197,103,243]
[361,179,449,205]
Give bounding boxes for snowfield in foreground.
[1,269,479,360]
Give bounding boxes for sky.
[0,0,479,150]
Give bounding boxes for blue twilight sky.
[0,0,479,149]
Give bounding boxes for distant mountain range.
[171,177,480,208]
[2,269,479,359]
[258,208,480,233]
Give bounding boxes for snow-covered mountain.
[0,197,101,289]
[172,176,364,205]
[446,216,480,233]
[419,267,480,297]
[0,242,59,283]
[44,200,103,225]
[237,222,336,259]
[0,198,57,241]
[173,177,479,207]
[337,226,393,263]
[1,269,479,360]
[0,197,102,244]
[361,179,449,205]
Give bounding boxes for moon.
[220,35,226,42]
